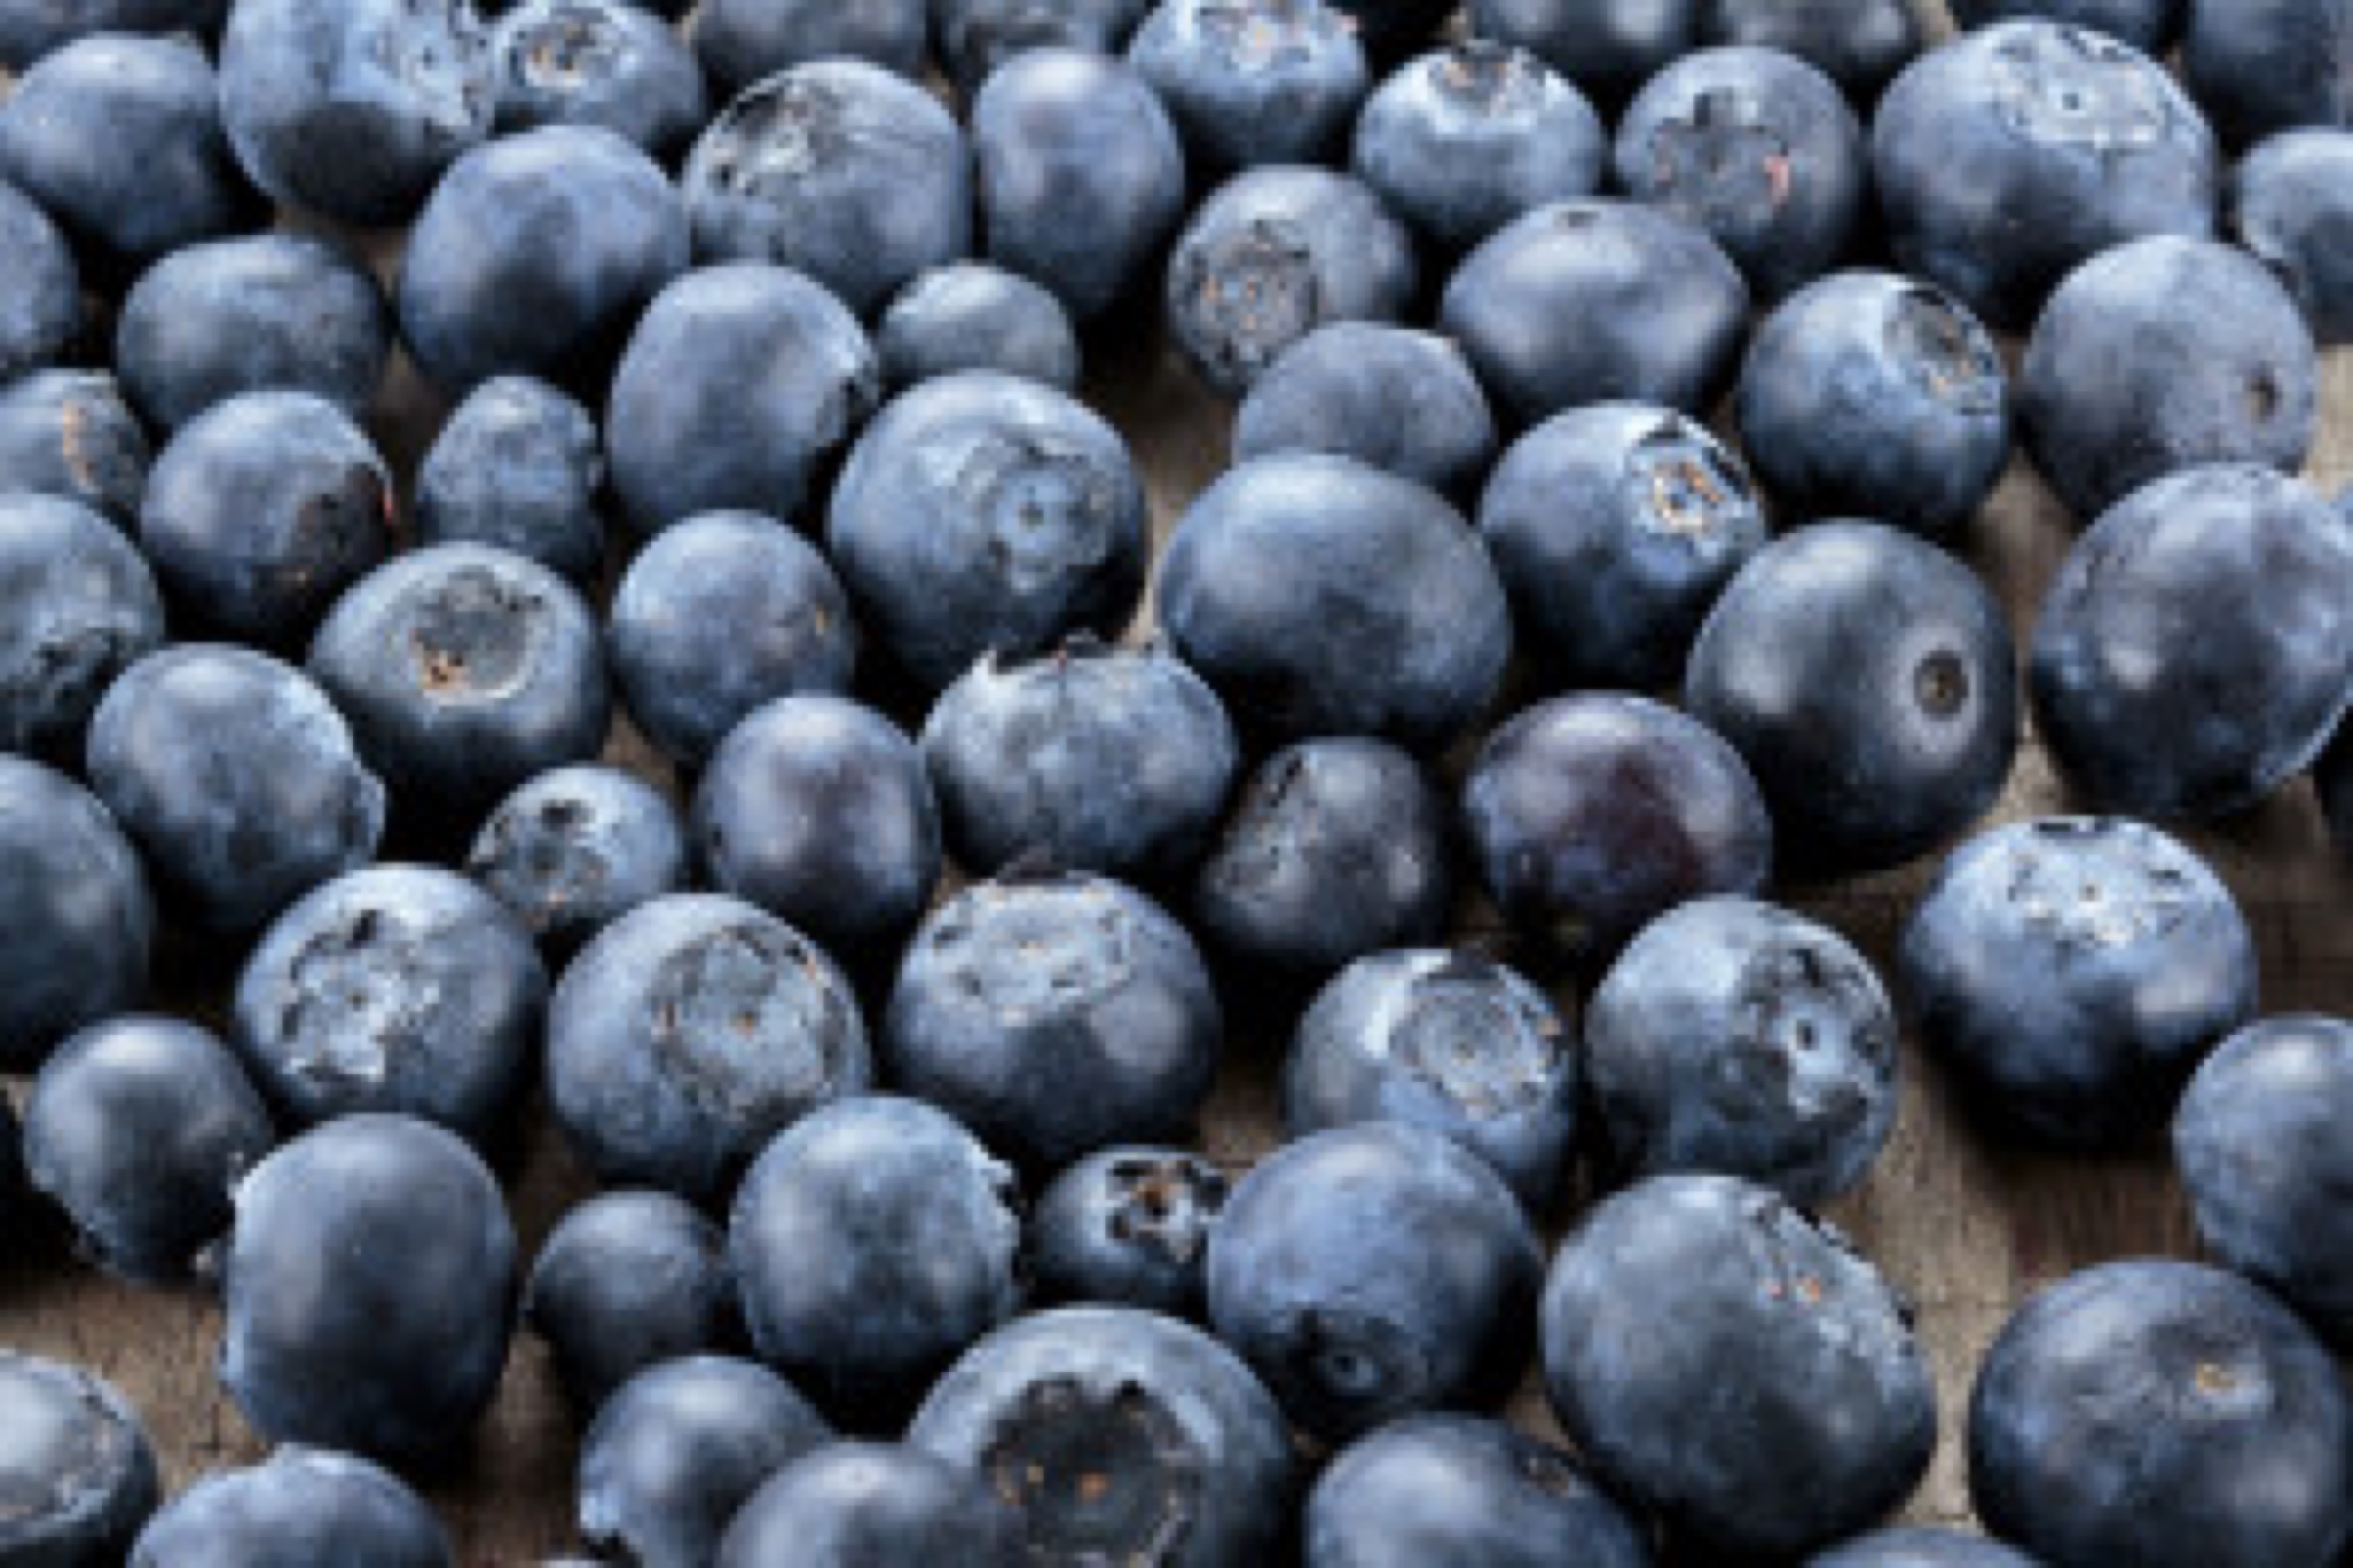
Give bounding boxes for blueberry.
[525,1191,739,1413]
[717,1442,1026,1567]
[1808,1526,2039,1567]
[1542,1174,1936,1557]
[0,759,151,1072]
[877,263,1082,392]
[468,764,687,953]
[0,1353,160,1566]
[2231,130,2353,345]
[547,894,871,1202]
[1232,323,1496,499]
[221,1114,516,1465]
[693,0,929,93]
[1164,166,1416,398]
[1737,271,2010,539]
[1952,0,2184,52]
[606,263,880,538]
[86,646,383,936]
[1159,454,1511,748]
[969,48,1186,321]
[937,0,1151,92]
[883,870,1220,1172]
[0,177,81,381]
[491,0,708,160]
[415,375,606,584]
[1029,1147,1228,1318]
[578,1356,830,1568]
[1462,694,1774,963]
[0,371,143,524]
[1466,0,1699,104]
[1969,1258,2353,1567]
[827,372,1147,691]
[1686,521,2019,872]
[683,61,971,318]
[116,234,393,433]
[308,543,612,833]
[0,493,164,762]
[1871,21,2218,328]
[2030,465,2353,819]
[1700,0,1922,101]
[1304,1414,1651,1568]
[128,1448,452,1568]
[2183,0,2353,148]
[219,0,494,228]
[0,0,227,71]
[1440,200,1749,423]
[1128,0,1369,171]
[138,390,393,649]
[1284,951,1577,1211]
[907,1305,1297,1568]
[1477,402,1767,688]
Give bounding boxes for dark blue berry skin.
[1969,1260,2353,1568]
[116,234,392,434]
[2030,465,2353,819]
[0,177,77,384]
[884,872,1221,1172]
[0,0,226,71]
[1467,0,1698,104]
[0,493,164,762]
[907,1306,1298,1568]
[1232,323,1497,500]
[1304,1414,1653,1568]
[609,511,857,768]
[415,376,605,585]
[1159,454,1512,749]
[1871,21,2219,329]
[221,1114,517,1467]
[920,638,1238,883]
[308,544,612,835]
[1284,951,1577,1212]
[1738,271,2010,539]
[0,371,138,525]
[1953,0,2183,51]
[128,1448,453,1568]
[970,48,1186,321]
[1808,1528,2038,1568]
[693,696,941,959]
[87,647,382,938]
[694,0,928,93]
[2183,0,2353,148]
[1441,200,1749,424]
[0,1353,160,1567]
[827,372,1147,692]
[468,764,686,954]
[1128,0,1370,171]
[730,1096,1025,1427]
[718,1442,1026,1568]
[138,390,393,650]
[877,263,1081,393]
[1029,1147,1228,1318]
[0,759,151,1072]
[2232,130,2353,345]
[525,1191,740,1414]
[684,62,971,318]
[232,865,547,1144]
[1461,695,1774,966]
[1207,1121,1541,1443]
[1687,521,2019,873]
[1901,817,2257,1145]
[1164,167,1417,399]
[1477,402,1767,689]
[547,894,872,1202]
[1700,0,1921,101]
[578,1356,830,1568]
[491,0,708,160]
[938,0,1150,91]
[606,263,881,539]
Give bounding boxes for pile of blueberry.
[4,0,2353,1562]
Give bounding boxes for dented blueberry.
[491,0,707,159]
[1029,1147,1230,1318]
[468,764,687,953]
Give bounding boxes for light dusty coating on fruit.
[1990,24,2171,151]
[2005,821,2197,950]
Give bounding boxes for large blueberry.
[937,0,1151,90]
[491,0,707,160]
[1700,0,1922,100]
[2183,0,2353,148]
[1953,0,2183,51]
[717,1442,1026,1567]
[693,0,928,92]
[1810,1527,2040,1567]
[0,759,151,1072]
[0,1353,160,1566]
[877,262,1082,392]
[2231,129,2353,345]
[1466,0,1700,104]
[1232,323,1496,499]
[1,0,227,71]
[468,764,687,953]
[526,1191,739,1413]
[415,375,606,585]
[0,493,164,761]
[0,176,78,382]
[1028,1146,1228,1318]
[128,1448,452,1568]
[1128,0,1369,171]
[0,371,147,524]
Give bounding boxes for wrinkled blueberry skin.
[1953,0,2183,52]
[232,865,547,1143]
[1130,0,1370,171]
[1902,817,2257,1144]
[1478,402,1767,689]
[1462,695,1774,965]
[0,494,164,762]
[907,1306,1297,1568]
[609,511,858,768]
[718,1441,1026,1567]
[1871,21,2218,329]
[1808,1525,2039,1567]
[885,872,1220,1172]
[1467,0,1699,104]
[416,376,605,585]
[828,373,1147,691]
[0,759,151,1072]
[970,48,1186,321]
[1543,1174,1936,1557]
[128,1448,452,1568]
[1442,200,1749,423]
[0,179,78,384]
[469,764,686,953]
[922,639,1238,883]
[1700,0,1921,101]
[606,263,880,538]
[138,391,393,650]
[1304,1414,1653,1568]
[1029,1146,1228,1318]
[731,1096,1025,1427]
[1165,167,1417,400]
[1160,454,1512,749]
[547,894,872,1202]
[2232,130,2353,345]
[1739,271,2010,539]
[1969,1259,2353,1568]
[695,0,928,93]
[491,0,707,159]
[2183,0,2353,148]
[0,0,226,71]
[684,62,971,318]
[219,0,495,228]
[526,1191,739,1413]
[0,372,142,523]
[0,1353,161,1568]
[24,1016,272,1282]
[1233,324,1496,499]
[2031,466,2353,819]
[87,647,382,937]
[221,1114,517,1466]
[1192,738,1452,978]
[878,263,1081,393]
[1687,521,2019,872]
[117,234,392,433]
[578,1356,830,1568]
